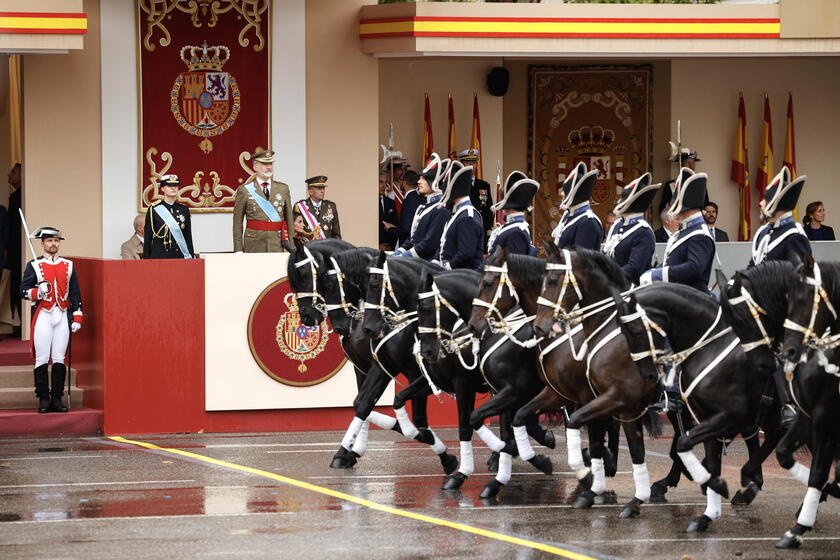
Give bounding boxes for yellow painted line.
[110,436,598,560]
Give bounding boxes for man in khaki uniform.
[294,176,341,239]
[120,214,145,259]
[232,150,294,252]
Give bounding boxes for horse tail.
[642,408,663,438]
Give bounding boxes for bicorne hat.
[561,162,599,210]
[492,170,539,212]
[439,165,474,209]
[613,173,661,215]
[32,226,65,240]
[667,168,708,216]
[763,166,805,217]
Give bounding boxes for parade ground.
[1,428,837,560]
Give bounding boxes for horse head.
[532,247,583,339]
[362,251,390,339]
[287,238,326,326]
[717,268,777,374]
[614,289,664,385]
[416,270,443,363]
[468,246,516,338]
[322,248,374,336]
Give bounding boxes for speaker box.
[486,67,509,97]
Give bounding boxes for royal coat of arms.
[277,293,328,373]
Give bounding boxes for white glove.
[639,270,653,287]
[36,282,50,300]
[235,251,244,254]
[71,322,81,333]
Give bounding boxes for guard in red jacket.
[20,227,83,413]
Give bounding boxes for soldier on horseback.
[486,171,539,257]
[551,161,603,250]
[392,153,450,262]
[436,164,484,271]
[603,172,659,285]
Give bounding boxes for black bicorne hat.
[421,153,443,188]
[439,165,473,208]
[764,166,805,216]
[492,171,538,212]
[31,226,65,240]
[668,171,708,215]
[614,173,661,215]
[561,162,598,209]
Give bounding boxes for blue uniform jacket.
[604,215,655,284]
[650,214,715,293]
[394,189,422,246]
[440,199,484,271]
[401,194,449,261]
[553,205,603,250]
[750,214,812,266]
[487,215,532,257]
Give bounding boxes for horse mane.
[576,247,631,291]
[333,247,378,290]
[818,261,840,303]
[507,254,546,287]
[738,260,794,323]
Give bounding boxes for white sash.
[488,220,530,255]
[663,225,710,264]
[551,209,598,244]
[603,219,650,258]
[244,181,282,222]
[753,223,807,265]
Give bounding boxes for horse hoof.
[619,498,643,519]
[776,531,804,549]
[528,454,553,475]
[731,482,759,506]
[439,452,459,475]
[686,514,712,533]
[707,476,730,500]
[649,481,668,504]
[604,448,617,478]
[480,479,504,499]
[329,448,357,469]
[442,472,467,491]
[543,430,556,449]
[573,489,596,509]
[486,451,500,473]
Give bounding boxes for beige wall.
[23,0,101,257]
[306,0,378,247]
[379,58,504,184]
[0,55,11,204]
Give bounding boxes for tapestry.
[137,0,270,212]
[529,66,651,244]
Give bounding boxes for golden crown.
[179,41,230,72]
[568,126,615,154]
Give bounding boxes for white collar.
[41,254,61,263]
[310,198,322,207]
[621,212,643,221]
[678,211,703,228]
[135,234,144,243]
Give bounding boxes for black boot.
[34,365,50,413]
[49,363,68,413]
[780,404,797,429]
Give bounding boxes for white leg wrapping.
[788,462,811,486]
[590,458,606,495]
[495,452,512,485]
[476,425,506,453]
[394,407,419,439]
[429,429,447,454]
[366,411,397,430]
[633,463,651,502]
[340,416,365,450]
[513,425,535,461]
[704,488,722,521]
[566,428,590,480]
[797,487,821,528]
[459,441,475,476]
[350,421,370,456]
[677,450,711,485]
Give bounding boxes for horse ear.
[715,269,729,295]
[489,244,503,264]
[733,271,743,292]
[543,240,560,260]
[377,250,387,266]
[803,251,815,272]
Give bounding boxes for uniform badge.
[277,293,328,373]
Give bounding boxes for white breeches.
[34,307,69,367]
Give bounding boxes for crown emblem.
[179,41,230,72]
[568,126,615,154]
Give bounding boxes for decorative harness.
[471,262,541,349]
[726,286,773,353]
[416,281,479,371]
[324,257,363,321]
[292,246,327,316]
[783,261,838,351]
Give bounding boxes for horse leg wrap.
[428,429,447,454]
[394,407,419,439]
[495,452,512,485]
[351,421,370,456]
[633,463,651,502]
[459,441,475,477]
[513,425,535,461]
[590,458,606,495]
[797,487,821,528]
[566,428,590,480]
[340,417,365,451]
[366,411,397,431]
[476,425,506,453]
[704,488,722,521]
[788,462,810,486]
[677,450,711,485]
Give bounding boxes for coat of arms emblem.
[171,41,241,154]
[276,293,329,372]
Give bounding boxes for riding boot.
[773,364,796,428]
[651,390,681,413]
[34,365,50,413]
[49,363,68,413]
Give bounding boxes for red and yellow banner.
[755,93,774,197]
[0,12,87,34]
[421,93,434,165]
[137,1,270,211]
[731,93,750,241]
[361,16,780,40]
[470,94,483,181]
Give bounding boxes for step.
[0,407,102,437]
[0,339,32,366]
[0,387,84,410]
[0,365,77,389]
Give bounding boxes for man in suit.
[459,149,494,248]
[295,176,341,239]
[703,202,730,242]
[393,170,421,248]
[8,163,22,320]
[120,214,145,260]
[232,150,294,253]
[378,173,398,250]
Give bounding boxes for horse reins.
[783,261,838,351]
[292,246,327,315]
[324,257,363,321]
[726,286,773,353]
[364,260,416,329]
[471,262,542,349]
[417,282,479,370]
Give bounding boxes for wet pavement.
[0,428,838,559]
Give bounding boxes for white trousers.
[34,307,69,367]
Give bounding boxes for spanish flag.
[755,93,774,197]
[470,94,483,180]
[731,94,750,241]
[447,94,457,160]
[421,93,434,164]
[783,93,799,220]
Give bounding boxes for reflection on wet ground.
[0,429,838,559]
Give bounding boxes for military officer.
[393,153,450,261]
[144,174,194,259]
[232,150,294,253]
[750,166,811,266]
[295,176,341,240]
[551,162,603,250]
[437,163,484,271]
[603,173,659,285]
[458,149,494,247]
[486,170,539,257]
[640,168,715,293]
[20,227,83,413]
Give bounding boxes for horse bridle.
[364,260,416,328]
[619,301,668,373]
[536,249,583,322]
[324,256,363,321]
[293,246,327,315]
[471,262,520,331]
[727,285,773,353]
[417,281,478,368]
[783,261,838,351]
